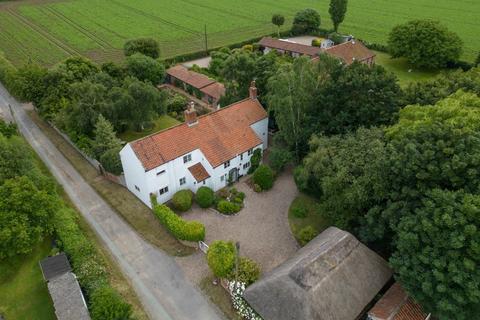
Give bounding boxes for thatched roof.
[243,227,392,320]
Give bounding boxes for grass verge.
[288,194,330,244]
[28,110,194,257]
[118,114,180,142]
[199,276,241,320]
[0,238,56,320]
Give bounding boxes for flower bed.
[228,281,262,320]
[214,188,245,215]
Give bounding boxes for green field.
[0,0,477,66]
[0,238,56,320]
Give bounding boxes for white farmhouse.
[120,82,268,207]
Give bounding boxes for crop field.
[0,0,478,67]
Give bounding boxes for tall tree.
[92,115,122,159]
[125,53,165,85]
[291,9,321,35]
[271,14,285,37]
[0,176,58,259]
[388,20,463,69]
[390,189,480,320]
[329,0,348,32]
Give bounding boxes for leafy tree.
[476,52,480,66]
[101,62,126,81]
[208,48,231,76]
[291,9,321,35]
[207,240,236,278]
[268,146,293,172]
[253,164,275,190]
[100,147,122,175]
[402,67,480,106]
[329,0,348,32]
[295,127,388,231]
[92,115,122,159]
[124,38,160,59]
[221,50,256,102]
[0,176,58,259]
[390,189,480,320]
[90,286,133,320]
[317,61,401,134]
[363,91,480,242]
[226,257,261,286]
[271,14,285,37]
[0,119,17,138]
[0,134,35,185]
[57,56,99,83]
[388,20,463,69]
[12,63,48,104]
[125,53,165,85]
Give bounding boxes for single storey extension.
[120,82,268,207]
[166,65,225,106]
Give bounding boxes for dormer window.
[183,154,192,163]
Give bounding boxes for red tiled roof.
[188,163,210,182]
[259,37,320,57]
[131,98,267,171]
[323,40,375,65]
[167,65,216,89]
[368,283,428,320]
[200,82,225,100]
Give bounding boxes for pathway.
[0,83,224,320]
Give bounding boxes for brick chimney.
[249,80,258,100]
[184,101,198,126]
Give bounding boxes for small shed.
[39,253,91,320]
[243,227,393,320]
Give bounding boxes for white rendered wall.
[250,118,269,149]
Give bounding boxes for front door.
[228,168,239,183]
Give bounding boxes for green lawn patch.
[118,114,180,142]
[0,238,56,320]
[288,194,330,245]
[373,50,441,86]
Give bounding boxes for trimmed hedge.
[253,165,275,191]
[90,286,132,320]
[172,189,193,212]
[217,200,241,215]
[196,186,215,208]
[153,203,205,241]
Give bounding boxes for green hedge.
[217,200,241,215]
[90,286,132,320]
[153,203,205,241]
[172,189,193,212]
[253,164,275,191]
[0,51,17,94]
[196,186,215,208]
[54,206,132,317]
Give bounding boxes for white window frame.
[224,160,230,169]
[159,186,169,195]
[183,154,192,163]
[179,177,186,186]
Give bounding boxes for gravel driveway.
[177,171,299,283]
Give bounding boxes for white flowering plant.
[228,280,263,320]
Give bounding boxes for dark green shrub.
[0,120,17,138]
[196,186,215,208]
[248,149,262,174]
[291,8,321,35]
[226,257,261,286]
[124,38,160,59]
[298,226,318,246]
[153,203,205,241]
[311,38,322,47]
[253,165,275,191]
[100,147,122,175]
[269,147,292,172]
[167,94,187,113]
[253,184,262,193]
[230,187,238,195]
[172,189,193,212]
[207,241,236,278]
[238,192,246,201]
[217,200,241,215]
[90,286,133,320]
[233,197,243,205]
[292,205,307,218]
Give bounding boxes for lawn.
[0,238,56,320]
[118,114,180,142]
[199,276,241,320]
[288,194,330,245]
[373,50,441,86]
[0,0,477,66]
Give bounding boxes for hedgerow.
[152,203,205,241]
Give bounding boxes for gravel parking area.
[176,171,299,284]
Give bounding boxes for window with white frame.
[183,154,192,163]
[243,162,250,170]
[159,186,169,195]
[224,160,230,169]
[179,177,186,185]
[240,153,243,161]
[248,148,253,155]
